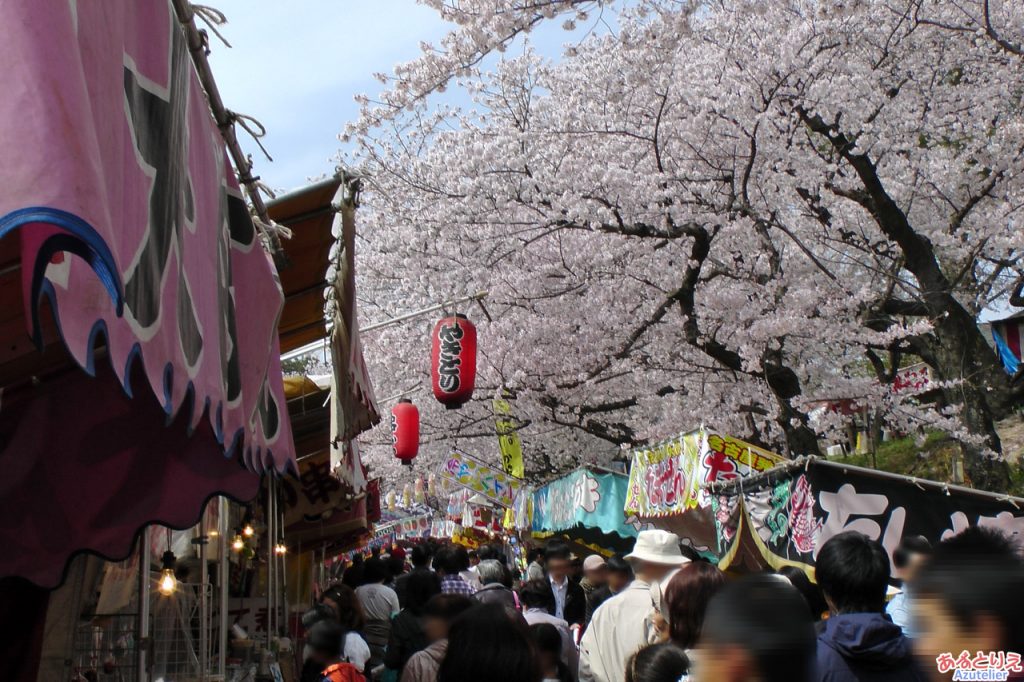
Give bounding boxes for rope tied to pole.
[170,0,286,263]
[192,4,232,48]
[226,110,274,162]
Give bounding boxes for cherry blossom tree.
[344,0,1024,491]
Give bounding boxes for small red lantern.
[391,399,419,466]
[431,314,477,409]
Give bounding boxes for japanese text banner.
[720,459,1024,571]
[438,452,522,507]
[534,469,638,539]
[494,398,525,478]
[626,430,783,518]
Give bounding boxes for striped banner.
[992,317,1023,374]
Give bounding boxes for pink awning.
[0,359,261,587]
[0,0,295,585]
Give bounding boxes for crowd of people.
[300,526,1024,682]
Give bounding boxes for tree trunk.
[931,328,1011,491]
[763,348,823,458]
[800,111,1019,490]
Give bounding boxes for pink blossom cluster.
[340,0,1024,488]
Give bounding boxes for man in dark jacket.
[814,531,927,682]
[395,545,432,609]
[473,559,518,612]
[545,544,586,627]
[384,569,441,676]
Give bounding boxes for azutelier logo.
[936,652,1022,681]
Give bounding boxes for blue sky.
[208,1,450,192]
[207,1,599,193]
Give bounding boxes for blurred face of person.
[898,552,928,582]
[693,643,751,682]
[320,597,340,618]
[547,557,570,584]
[913,596,1004,682]
[637,561,676,584]
[539,650,560,677]
[424,615,449,643]
[608,571,631,593]
[584,565,608,587]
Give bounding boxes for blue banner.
[532,469,637,539]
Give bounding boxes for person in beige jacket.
[578,530,688,682]
[400,593,474,682]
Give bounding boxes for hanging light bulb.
[274,543,288,555]
[242,523,255,537]
[157,551,177,596]
[232,535,245,552]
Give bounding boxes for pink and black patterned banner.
[0,0,294,474]
[715,459,1024,572]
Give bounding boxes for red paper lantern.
[391,399,419,466]
[431,314,477,409]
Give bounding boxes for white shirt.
[355,582,400,621]
[550,576,568,620]
[578,580,654,682]
[459,569,483,591]
[343,632,371,669]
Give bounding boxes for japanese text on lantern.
[436,323,464,393]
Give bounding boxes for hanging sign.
[494,397,525,478]
[716,459,1024,571]
[625,429,783,518]
[431,518,458,539]
[533,469,638,539]
[625,434,695,517]
[398,514,431,538]
[892,363,932,394]
[506,485,534,531]
[438,452,522,507]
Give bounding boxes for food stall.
[532,467,639,554]
[624,428,785,559]
[707,456,1024,573]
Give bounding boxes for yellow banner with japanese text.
[625,429,783,518]
[494,398,525,479]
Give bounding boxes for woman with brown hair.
[319,584,371,675]
[660,562,726,650]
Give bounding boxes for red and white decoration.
[391,399,420,466]
[430,314,478,409]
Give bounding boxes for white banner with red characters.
[625,428,784,518]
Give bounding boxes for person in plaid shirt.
[435,547,477,596]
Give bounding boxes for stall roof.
[0,235,73,399]
[267,176,342,353]
[706,455,1024,506]
[532,467,639,547]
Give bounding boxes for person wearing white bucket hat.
[579,530,690,682]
